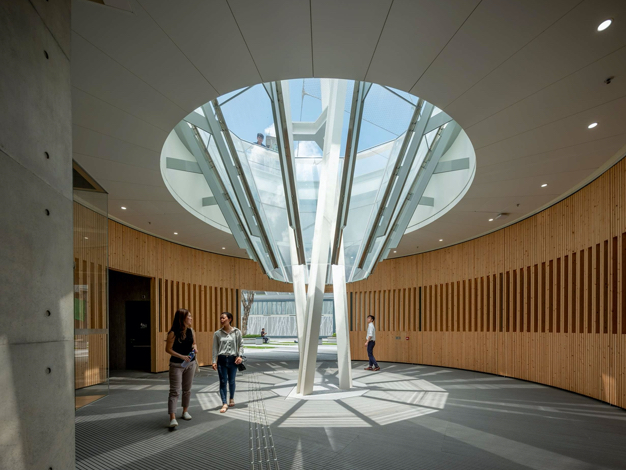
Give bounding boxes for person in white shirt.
[364,315,380,371]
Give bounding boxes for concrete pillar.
[0,1,74,469]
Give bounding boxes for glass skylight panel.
[289,78,323,122]
[289,78,325,159]
[344,86,411,280]
[294,158,321,263]
[425,128,439,148]
[196,125,211,148]
[171,78,465,283]
[220,84,278,150]
[358,84,416,150]
[216,86,248,106]
[383,86,419,106]
[339,81,355,157]
[295,141,323,158]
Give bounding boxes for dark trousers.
[217,355,238,404]
[367,341,379,368]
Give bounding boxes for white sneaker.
[182,412,192,420]
[169,418,178,428]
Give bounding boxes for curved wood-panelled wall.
[74,202,108,389]
[348,157,626,408]
[107,220,290,372]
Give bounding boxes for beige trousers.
[168,361,196,414]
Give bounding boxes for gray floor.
[76,346,626,469]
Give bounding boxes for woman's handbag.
[236,355,247,372]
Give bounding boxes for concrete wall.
[0,0,74,469]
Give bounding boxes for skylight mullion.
[379,122,462,260]
[374,101,434,238]
[356,99,424,270]
[423,110,453,135]
[204,101,279,270]
[270,80,306,267]
[331,80,367,267]
[183,111,212,135]
[173,122,265,272]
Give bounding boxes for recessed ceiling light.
[121,206,127,210]
[489,219,493,222]
[541,183,548,188]
[393,250,397,253]
[597,19,612,31]
[174,232,178,235]
[588,122,598,129]
[84,237,88,239]
[222,247,226,250]
[439,239,443,242]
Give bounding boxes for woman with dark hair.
[165,308,197,428]
[212,312,243,413]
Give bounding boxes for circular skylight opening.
[161,78,475,282]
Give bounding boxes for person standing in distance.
[165,308,197,428]
[364,315,380,371]
[212,312,244,413]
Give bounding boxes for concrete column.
[0,1,74,469]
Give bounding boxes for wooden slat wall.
[74,202,108,389]
[108,220,290,372]
[154,281,237,371]
[349,157,626,409]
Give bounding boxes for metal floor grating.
[76,354,626,469]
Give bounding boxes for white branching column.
[298,79,348,396]
[332,237,352,390]
[289,228,308,394]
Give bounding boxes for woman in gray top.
[212,312,244,413]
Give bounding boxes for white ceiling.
[71,0,626,260]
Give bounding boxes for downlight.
[597,19,612,31]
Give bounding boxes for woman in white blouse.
[212,312,244,413]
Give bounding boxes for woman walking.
[165,308,197,428]
[212,312,243,413]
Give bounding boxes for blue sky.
[214,78,418,157]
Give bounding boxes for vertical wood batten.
[106,219,290,372]
[347,158,626,409]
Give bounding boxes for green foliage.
[243,334,261,338]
